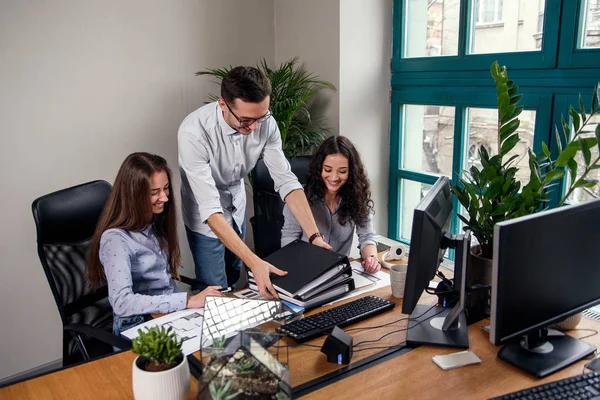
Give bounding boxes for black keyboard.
[276,295,395,342]
[491,372,600,400]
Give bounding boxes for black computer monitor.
[402,176,471,349]
[490,199,600,378]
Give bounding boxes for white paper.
[121,298,281,356]
[121,309,210,356]
[324,261,391,306]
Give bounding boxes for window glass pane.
[465,108,536,184]
[469,0,545,54]
[402,104,456,176]
[399,180,433,241]
[404,0,460,57]
[579,0,600,48]
[568,113,600,203]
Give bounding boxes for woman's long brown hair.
[87,152,181,289]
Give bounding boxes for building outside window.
[391,0,600,244]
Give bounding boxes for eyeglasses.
[225,102,271,127]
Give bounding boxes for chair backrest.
[31,180,112,327]
[251,156,312,258]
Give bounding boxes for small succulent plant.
[230,355,258,374]
[208,377,241,400]
[132,326,183,370]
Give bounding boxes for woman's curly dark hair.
[306,136,374,226]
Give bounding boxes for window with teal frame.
[388,0,600,246]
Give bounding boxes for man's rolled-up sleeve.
[178,131,223,223]
[262,119,302,200]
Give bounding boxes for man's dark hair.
[221,66,272,104]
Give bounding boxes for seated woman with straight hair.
[281,136,380,273]
[87,152,222,336]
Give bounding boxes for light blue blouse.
[99,225,187,317]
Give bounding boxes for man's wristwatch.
[308,232,323,244]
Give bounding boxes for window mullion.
[458,0,471,58]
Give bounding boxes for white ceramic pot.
[132,355,190,400]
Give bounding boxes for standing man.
[178,66,331,298]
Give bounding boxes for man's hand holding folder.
[251,259,288,299]
[251,239,331,299]
[247,240,352,309]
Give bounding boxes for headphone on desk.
[381,245,405,269]
[428,271,459,308]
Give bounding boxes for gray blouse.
[99,225,187,317]
[281,199,377,256]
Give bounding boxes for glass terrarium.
[198,297,291,400]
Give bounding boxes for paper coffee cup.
[390,263,408,298]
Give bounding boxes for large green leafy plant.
[132,326,183,372]
[196,58,334,157]
[453,61,600,259]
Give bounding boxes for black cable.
[346,303,439,332]
[572,329,599,341]
[345,316,409,332]
[353,307,446,347]
[354,343,407,353]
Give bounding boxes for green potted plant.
[131,326,190,400]
[196,57,334,157]
[452,61,600,285]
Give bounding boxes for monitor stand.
[406,231,470,349]
[498,328,595,378]
[406,304,469,348]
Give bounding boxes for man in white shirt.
[178,66,331,298]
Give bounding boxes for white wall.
[274,0,392,240]
[0,0,394,381]
[0,0,274,380]
[274,0,340,136]
[340,0,393,236]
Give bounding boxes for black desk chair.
[32,180,131,366]
[250,155,312,258]
[32,180,203,367]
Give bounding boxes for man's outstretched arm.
[207,213,286,299]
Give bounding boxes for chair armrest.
[64,323,132,350]
[187,354,203,379]
[180,274,203,290]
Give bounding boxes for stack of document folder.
[247,240,355,309]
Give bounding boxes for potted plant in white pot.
[453,61,600,293]
[131,326,190,400]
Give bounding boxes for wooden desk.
[0,282,411,400]
[3,262,599,399]
[306,317,600,400]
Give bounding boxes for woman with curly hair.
[281,136,380,273]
